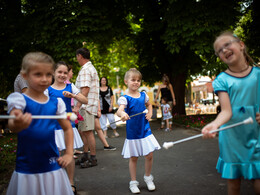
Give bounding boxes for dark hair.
[162,74,170,88]
[68,64,73,71]
[55,61,69,71]
[214,31,255,66]
[76,48,90,59]
[100,77,108,86]
[161,96,168,102]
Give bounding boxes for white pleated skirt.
[6,168,73,195]
[55,127,83,151]
[122,134,161,158]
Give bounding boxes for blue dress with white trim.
[118,92,160,158]
[6,92,73,195]
[213,66,260,179]
[48,83,83,151]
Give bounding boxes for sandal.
[80,159,97,168]
[71,185,77,195]
[80,161,91,168]
[75,156,87,165]
[74,150,83,155]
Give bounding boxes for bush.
[173,114,216,129]
[0,134,17,173]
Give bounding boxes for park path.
[74,119,254,195]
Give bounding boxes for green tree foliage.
[80,38,138,87]
[240,0,260,61]
[124,0,242,114]
[0,0,131,98]
[0,0,258,116]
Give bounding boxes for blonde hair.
[21,52,55,74]
[124,68,142,80]
[214,31,255,65]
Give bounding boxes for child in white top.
[116,68,161,194]
[6,52,74,195]
[160,97,173,131]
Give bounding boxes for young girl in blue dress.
[6,52,74,195]
[202,31,260,194]
[117,68,161,194]
[46,61,88,194]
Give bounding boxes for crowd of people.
[8,47,163,195]
[5,30,260,195]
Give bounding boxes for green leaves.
[0,0,257,104]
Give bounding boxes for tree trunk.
[171,72,187,115]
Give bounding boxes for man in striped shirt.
[75,48,99,168]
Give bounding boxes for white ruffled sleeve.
[7,92,26,114]
[57,98,66,115]
[118,96,127,106]
[143,91,149,103]
[71,83,80,95]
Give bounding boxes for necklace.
[228,65,250,73]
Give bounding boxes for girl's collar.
[23,93,49,104]
[51,83,67,90]
[126,91,141,98]
[224,66,253,78]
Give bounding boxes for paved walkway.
[74,119,254,195]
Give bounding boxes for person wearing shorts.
[75,48,100,168]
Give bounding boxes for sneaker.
[129,180,140,194]
[165,128,170,132]
[114,132,119,137]
[144,175,156,191]
[104,145,116,151]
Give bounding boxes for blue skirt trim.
[216,157,260,179]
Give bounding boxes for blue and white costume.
[118,92,161,158]
[161,104,172,120]
[6,92,73,195]
[47,83,83,151]
[213,66,260,179]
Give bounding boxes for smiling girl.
[46,61,88,194]
[202,31,260,194]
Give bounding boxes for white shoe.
[129,180,140,194]
[144,175,156,191]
